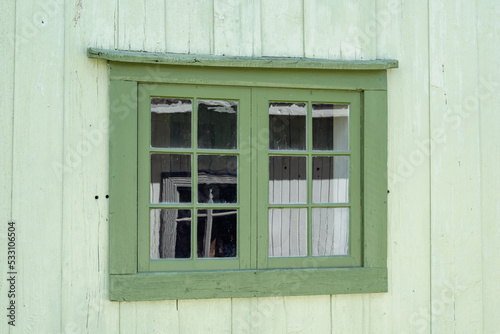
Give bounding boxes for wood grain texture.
[5,0,499,332]
[430,0,484,333]
[213,0,261,56]
[376,0,432,333]
[0,1,15,333]
[165,0,214,54]
[260,0,304,57]
[477,2,500,333]
[110,268,387,301]
[61,1,120,333]
[11,1,65,332]
[88,48,399,70]
[178,299,232,334]
[304,0,377,60]
[119,301,179,334]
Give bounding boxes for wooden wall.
[1,0,499,333]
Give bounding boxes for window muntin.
[104,58,392,300]
[140,85,362,271]
[138,85,252,272]
[256,88,362,269]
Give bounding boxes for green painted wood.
[110,267,387,301]
[88,47,398,70]
[103,59,390,300]
[255,88,363,269]
[363,91,388,268]
[109,80,138,274]
[137,84,252,273]
[109,62,389,91]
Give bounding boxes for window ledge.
[87,48,398,71]
[110,267,387,301]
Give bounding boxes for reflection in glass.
[312,156,349,204]
[151,98,191,148]
[268,208,307,257]
[269,156,307,204]
[198,100,238,149]
[198,155,237,203]
[312,104,349,151]
[269,102,306,150]
[151,154,191,203]
[312,208,349,256]
[197,209,237,258]
[150,209,191,259]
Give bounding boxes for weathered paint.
[1,0,499,333]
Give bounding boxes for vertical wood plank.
[178,299,232,334]
[165,0,214,54]
[477,2,500,333]
[304,0,377,60]
[11,1,65,332]
[260,0,304,57]
[331,294,365,333]
[214,0,261,56]
[282,296,331,333]
[117,0,144,50]
[119,302,180,334]
[370,0,431,332]
[117,0,165,52]
[0,1,15,333]
[430,0,483,333]
[144,0,166,52]
[60,0,120,333]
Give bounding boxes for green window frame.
[89,48,397,301]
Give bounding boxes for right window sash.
[256,88,362,269]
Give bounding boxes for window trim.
[96,48,396,301]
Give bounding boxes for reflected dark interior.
[197,210,237,258]
[269,115,306,150]
[169,209,191,259]
[198,101,237,149]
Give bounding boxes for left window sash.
[137,83,252,273]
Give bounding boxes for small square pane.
[269,156,307,204]
[312,104,349,151]
[198,155,237,203]
[312,156,349,204]
[269,208,307,257]
[312,208,349,256]
[151,154,191,203]
[151,98,191,148]
[269,102,306,150]
[198,100,238,149]
[150,209,191,259]
[197,209,237,258]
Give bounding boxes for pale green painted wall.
[1,0,499,333]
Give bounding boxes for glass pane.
[312,208,349,256]
[198,100,238,149]
[198,155,237,203]
[269,156,307,204]
[312,104,349,151]
[151,98,191,148]
[269,208,307,257]
[312,156,349,204]
[269,102,306,150]
[150,209,191,259]
[151,154,191,203]
[197,209,237,258]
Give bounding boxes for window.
[91,48,397,301]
